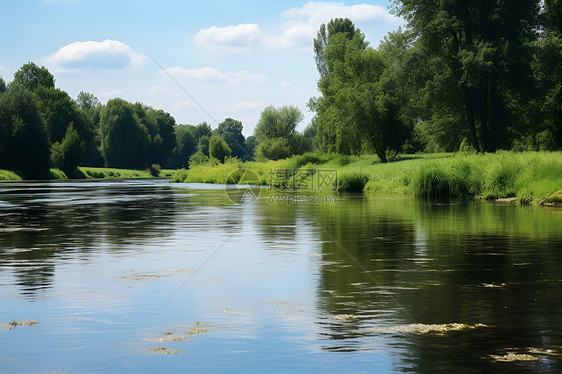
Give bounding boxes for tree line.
[0,63,316,178]
[309,1,561,160]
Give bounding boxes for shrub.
[337,170,369,192]
[148,163,161,177]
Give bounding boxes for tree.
[12,62,55,91]
[194,122,212,140]
[209,134,232,163]
[147,109,177,166]
[0,77,6,95]
[0,85,50,178]
[254,105,303,141]
[312,20,411,161]
[217,118,247,159]
[197,135,210,156]
[170,124,197,168]
[255,137,291,161]
[50,124,86,174]
[392,1,541,152]
[99,98,150,168]
[76,91,99,110]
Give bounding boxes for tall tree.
[12,62,55,91]
[0,85,50,178]
[217,118,246,159]
[209,134,232,163]
[99,98,150,168]
[0,77,6,95]
[392,0,541,152]
[254,105,303,141]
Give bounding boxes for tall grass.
[173,151,562,203]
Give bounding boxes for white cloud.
[193,24,263,54]
[280,80,294,88]
[271,1,402,49]
[47,39,146,72]
[193,2,402,54]
[162,66,266,84]
[97,90,125,100]
[222,100,266,112]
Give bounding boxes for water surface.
[1,180,561,373]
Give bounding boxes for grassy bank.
[173,151,562,204]
[0,167,176,181]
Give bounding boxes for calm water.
[1,180,561,373]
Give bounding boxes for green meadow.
[172,151,562,205]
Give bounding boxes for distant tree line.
[0,63,311,178]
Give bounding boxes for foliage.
[255,137,291,161]
[0,77,6,95]
[209,134,232,163]
[99,98,150,168]
[312,19,411,161]
[0,85,50,178]
[216,118,248,159]
[50,124,86,174]
[148,163,161,177]
[12,62,55,91]
[170,124,197,169]
[254,105,303,142]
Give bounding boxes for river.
[0,179,561,373]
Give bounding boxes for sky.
[1,0,404,136]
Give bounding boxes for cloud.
[271,1,402,49]
[193,2,402,54]
[47,39,146,71]
[193,24,263,54]
[280,80,294,88]
[162,66,266,84]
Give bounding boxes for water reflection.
[0,181,561,373]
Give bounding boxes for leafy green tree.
[209,134,232,163]
[76,91,99,110]
[12,62,55,91]
[0,85,50,178]
[50,124,86,174]
[194,122,212,140]
[254,105,303,141]
[244,135,258,161]
[392,0,541,152]
[217,118,247,159]
[170,124,197,168]
[99,98,150,168]
[255,137,291,161]
[197,135,210,156]
[312,20,411,161]
[147,109,177,166]
[0,77,6,95]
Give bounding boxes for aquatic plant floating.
[367,323,487,334]
[1,320,39,330]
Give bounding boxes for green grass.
[0,169,22,181]
[78,167,154,179]
[174,151,562,204]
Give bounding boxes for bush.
[255,137,291,161]
[337,170,369,192]
[148,163,161,177]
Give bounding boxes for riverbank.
[173,151,562,205]
[0,167,176,181]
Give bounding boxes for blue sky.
[1,0,404,136]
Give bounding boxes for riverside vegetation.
[172,151,562,205]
